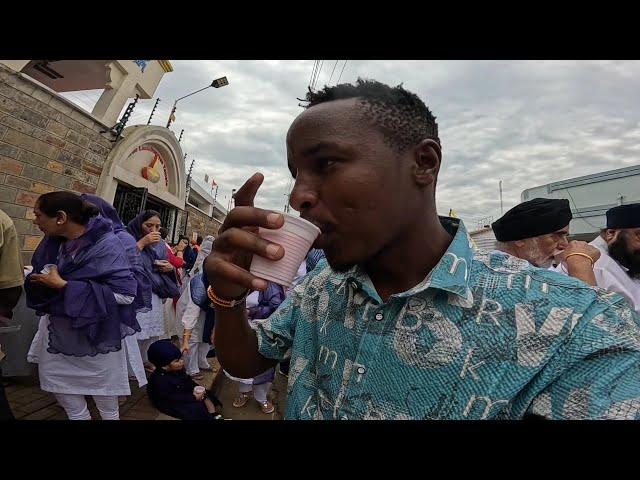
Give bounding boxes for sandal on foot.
[259,400,275,414]
[232,392,251,408]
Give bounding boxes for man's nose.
[558,236,569,249]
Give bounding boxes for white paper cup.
[194,386,205,395]
[250,212,321,288]
[41,264,57,274]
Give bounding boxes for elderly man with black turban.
[492,198,600,285]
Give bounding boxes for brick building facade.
[0,64,113,265]
[0,63,225,265]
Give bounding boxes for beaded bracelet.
[207,285,250,308]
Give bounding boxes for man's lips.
[302,217,335,249]
[301,216,333,235]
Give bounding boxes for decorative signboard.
[125,145,169,188]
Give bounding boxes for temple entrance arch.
[96,125,186,241]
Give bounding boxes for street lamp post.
[166,76,229,129]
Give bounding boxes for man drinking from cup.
[205,79,640,420]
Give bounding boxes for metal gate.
[113,183,179,242]
[113,184,148,226]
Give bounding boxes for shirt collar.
[337,217,475,304]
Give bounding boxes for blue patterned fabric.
[306,248,326,274]
[254,218,640,420]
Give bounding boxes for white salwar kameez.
[135,293,166,340]
[175,235,215,376]
[135,293,167,363]
[27,314,147,396]
[176,277,211,376]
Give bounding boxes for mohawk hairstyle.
[301,78,440,153]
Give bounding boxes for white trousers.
[54,393,119,420]
[237,381,272,404]
[183,340,211,376]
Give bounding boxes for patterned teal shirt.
[255,219,640,420]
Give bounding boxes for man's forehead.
[287,98,365,141]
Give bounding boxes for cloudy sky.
[65,60,640,229]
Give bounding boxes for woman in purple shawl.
[80,194,152,385]
[127,210,180,371]
[80,194,152,313]
[25,191,139,420]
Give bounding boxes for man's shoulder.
[0,209,13,227]
[0,209,17,238]
[470,249,627,310]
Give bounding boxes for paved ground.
[215,367,288,421]
[4,357,288,421]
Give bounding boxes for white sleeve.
[181,295,202,330]
[245,291,260,309]
[114,293,135,305]
[550,263,568,275]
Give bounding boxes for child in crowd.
[146,339,223,420]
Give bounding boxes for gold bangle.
[207,285,250,308]
[565,252,594,267]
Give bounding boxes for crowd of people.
[0,188,319,420]
[1,77,640,420]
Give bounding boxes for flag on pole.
[211,178,217,187]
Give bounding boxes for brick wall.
[184,204,223,239]
[0,64,114,265]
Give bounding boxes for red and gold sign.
[125,145,169,187]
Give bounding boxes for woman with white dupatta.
[175,235,215,381]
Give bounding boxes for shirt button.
[357,366,366,375]
[375,312,384,321]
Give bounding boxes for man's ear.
[605,229,618,243]
[413,139,442,188]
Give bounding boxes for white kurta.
[553,236,640,312]
[27,315,147,396]
[135,293,166,340]
[591,236,640,312]
[176,281,211,375]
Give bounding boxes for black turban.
[491,198,572,242]
[606,203,640,229]
[147,339,181,370]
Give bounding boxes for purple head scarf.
[81,194,152,313]
[127,211,180,299]
[25,215,139,357]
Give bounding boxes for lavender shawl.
[81,194,152,313]
[25,215,138,357]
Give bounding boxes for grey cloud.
[102,60,640,226]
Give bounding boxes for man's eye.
[318,158,336,170]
